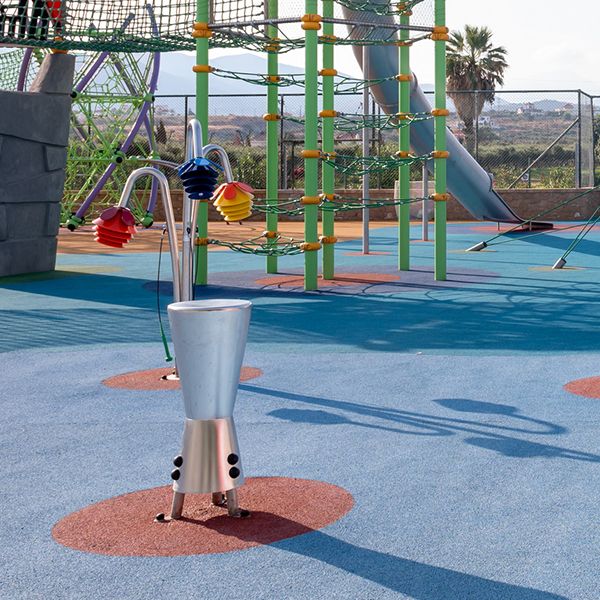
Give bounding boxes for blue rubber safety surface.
[1,222,600,599]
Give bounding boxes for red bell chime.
[92,206,137,248]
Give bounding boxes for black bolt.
[227,453,239,465]
[155,513,165,522]
[171,469,180,480]
[229,467,240,479]
[173,455,183,467]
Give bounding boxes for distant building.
[555,103,575,115]
[516,102,536,116]
[478,116,496,128]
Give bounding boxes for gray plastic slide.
[342,8,523,223]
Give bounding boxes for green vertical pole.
[398,13,411,270]
[266,0,279,273]
[321,0,335,279]
[434,0,447,281]
[194,1,210,285]
[302,3,320,291]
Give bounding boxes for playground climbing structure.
[0,0,448,289]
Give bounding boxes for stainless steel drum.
[165,299,252,519]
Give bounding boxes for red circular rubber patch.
[103,366,263,390]
[256,273,400,288]
[52,477,354,556]
[564,376,600,398]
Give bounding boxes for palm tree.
[447,25,508,154]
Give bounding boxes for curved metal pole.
[202,143,234,182]
[181,119,205,301]
[186,118,205,160]
[181,131,236,298]
[118,167,181,302]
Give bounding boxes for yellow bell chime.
[212,181,254,222]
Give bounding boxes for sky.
[210,0,599,94]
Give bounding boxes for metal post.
[474,90,479,162]
[398,10,410,270]
[303,0,320,291]
[374,99,381,189]
[592,95,597,186]
[362,45,370,255]
[265,0,279,274]
[193,0,210,285]
[291,141,296,189]
[280,95,286,189]
[433,0,447,281]
[422,161,429,241]
[576,90,582,188]
[321,0,336,277]
[170,491,185,519]
[184,95,189,139]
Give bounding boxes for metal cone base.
[166,300,252,519]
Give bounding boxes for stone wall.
[0,54,75,277]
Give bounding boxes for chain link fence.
[152,89,597,191]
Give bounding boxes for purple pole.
[75,51,110,93]
[143,116,160,215]
[74,51,161,220]
[17,48,33,91]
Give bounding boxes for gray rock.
[0,52,75,277]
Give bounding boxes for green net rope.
[209,68,415,96]
[0,48,26,89]
[284,111,432,132]
[251,195,427,216]
[209,233,303,256]
[323,152,431,176]
[333,0,427,16]
[0,2,434,53]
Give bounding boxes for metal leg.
[226,488,250,518]
[170,491,185,519]
[212,492,226,506]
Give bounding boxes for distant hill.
[158,52,307,96]
[156,53,573,118]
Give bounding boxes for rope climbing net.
[251,194,428,216]
[0,0,435,52]
[209,233,304,256]
[322,152,432,176]
[208,68,426,97]
[284,111,432,132]
[0,48,28,88]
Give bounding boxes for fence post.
[280,95,285,189]
[474,90,479,162]
[184,95,189,142]
[576,90,582,188]
[592,96,597,186]
[362,45,371,255]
